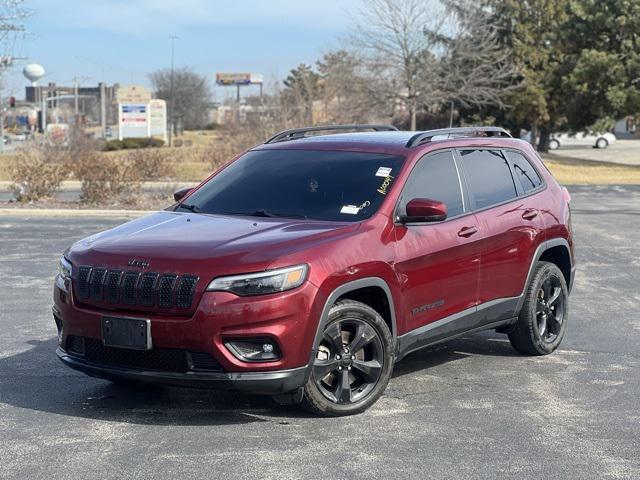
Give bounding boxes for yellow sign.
[116,85,152,104]
[216,73,263,85]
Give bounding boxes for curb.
[0,208,153,218]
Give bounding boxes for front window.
[180,149,406,222]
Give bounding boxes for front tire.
[508,262,568,355]
[596,137,608,149]
[302,299,394,416]
[549,139,560,150]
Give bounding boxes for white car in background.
[549,132,616,150]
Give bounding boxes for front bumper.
[56,347,307,394]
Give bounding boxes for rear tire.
[301,299,394,416]
[509,262,568,355]
[596,137,608,149]
[549,139,560,150]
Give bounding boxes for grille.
[67,335,85,355]
[188,351,223,371]
[158,275,177,308]
[176,276,198,309]
[122,272,138,305]
[139,273,158,306]
[75,266,198,310]
[105,270,122,303]
[66,336,221,373]
[77,266,91,300]
[89,268,107,301]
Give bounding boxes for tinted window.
[460,150,517,209]
[401,151,464,217]
[507,151,542,192]
[181,149,406,222]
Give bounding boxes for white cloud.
[33,0,361,35]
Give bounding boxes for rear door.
[457,149,545,313]
[393,150,481,333]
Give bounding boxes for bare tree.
[149,67,212,130]
[351,0,446,130]
[0,0,27,48]
[432,0,517,117]
[350,0,516,130]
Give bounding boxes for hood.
[67,211,357,314]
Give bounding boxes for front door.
[393,150,481,335]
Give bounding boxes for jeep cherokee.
[54,125,575,416]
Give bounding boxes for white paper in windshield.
[375,167,393,177]
[340,205,360,215]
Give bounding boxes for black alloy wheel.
[313,318,385,404]
[535,276,565,343]
[301,299,394,416]
[508,261,569,355]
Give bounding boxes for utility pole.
[0,56,13,154]
[168,35,177,146]
[100,82,106,138]
[74,79,78,117]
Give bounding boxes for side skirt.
[395,297,519,362]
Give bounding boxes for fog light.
[225,339,281,362]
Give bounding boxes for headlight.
[206,264,308,296]
[56,256,73,292]
[58,256,73,279]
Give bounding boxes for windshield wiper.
[177,203,200,213]
[225,209,308,219]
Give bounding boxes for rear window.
[181,149,406,222]
[459,150,517,209]
[507,151,543,193]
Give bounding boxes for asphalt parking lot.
[0,185,639,480]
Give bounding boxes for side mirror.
[401,198,447,223]
[173,187,194,202]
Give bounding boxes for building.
[24,82,118,129]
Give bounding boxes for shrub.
[124,148,175,181]
[66,149,175,204]
[9,147,67,202]
[104,137,165,151]
[104,140,124,151]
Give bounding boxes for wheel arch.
[516,238,574,312]
[306,277,398,376]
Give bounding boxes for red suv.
[54,125,575,416]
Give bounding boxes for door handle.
[522,209,538,220]
[458,226,478,238]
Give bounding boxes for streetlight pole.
[168,35,177,147]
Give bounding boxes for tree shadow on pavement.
[0,331,521,424]
[393,330,521,378]
[0,338,287,426]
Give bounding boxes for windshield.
[181,149,406,222]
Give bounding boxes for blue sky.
[4,0,362,100]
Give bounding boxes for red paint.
[54,134,573,374]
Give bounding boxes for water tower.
[23,63,45,86]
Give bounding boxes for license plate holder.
[101,316,152,351]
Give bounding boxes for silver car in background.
[549,132,617,150]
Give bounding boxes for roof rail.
[265,124,399,144]
[406,126,512,148]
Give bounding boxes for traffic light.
[8,96,15,107]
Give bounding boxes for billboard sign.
[116,85,152,104]
[118,103,149,139]
[149,99,167,142]
[216,73,263,86]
